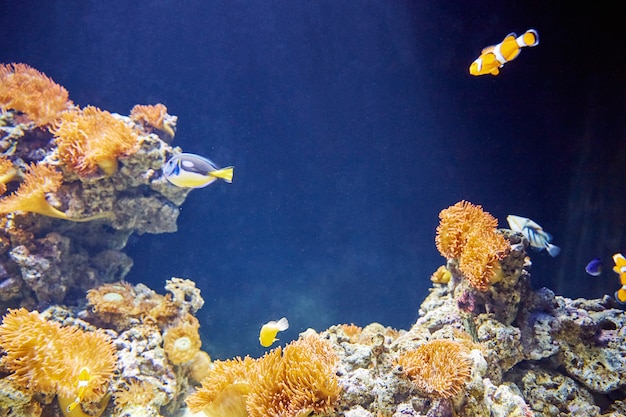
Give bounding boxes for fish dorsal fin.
[481,45,495,54]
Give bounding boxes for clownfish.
[163,153,234,188]
[469,29,539,76]
[507,215,560,257]
[64,367,91,413]
[612,253,626,304]
[259,317,289,347]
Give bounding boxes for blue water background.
[1,1,625,359]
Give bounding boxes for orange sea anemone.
[163,318,202,365]
[113,379,159,412]
[0,155,17,195]
[397,338,472,399]
[0,308,117,411]
[186,333,340,417]
[434,201,510,291]
[86,282,138,316]
[247,333,340,417]
[0,163,111,221]
[0,63,72,127]
[52,106,139,176]
[130,103,177,138]
[186,356,256,417]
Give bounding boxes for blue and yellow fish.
[469,29,539,76]
[585,257,602,276]
[612,253,626,304]
[507,215,560,257]
[163,153,234,188]
[259,317,289,347]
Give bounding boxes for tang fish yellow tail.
[210,166,234,183]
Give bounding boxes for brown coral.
[0,163,110,221]
[0,63,72,127]
[52,106,139,176]
[0,308,117,405]
[434,201,510,291]
[130,103,177,138]
[163,317,202,365]
[397,338,472,399]
[186,333,340,417]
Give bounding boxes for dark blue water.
[2,1,625,358]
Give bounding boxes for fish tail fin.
[518,29,539,47]
[546,243,561,257]
[276,317,289,331]
[211,166,234,183]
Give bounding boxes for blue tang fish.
[585,257,602,276]
[163,153,233,188]
[506,215,560,257]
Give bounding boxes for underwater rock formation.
[0,63,191,309]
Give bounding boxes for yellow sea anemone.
[52,106,139,177]
[0,163,110,221]
[397,338,472,399]
[0,63,72,127]
[0,308,117,413]
[0,156,17,195]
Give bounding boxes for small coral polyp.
[52,105,140,177]
[163,319,202,365]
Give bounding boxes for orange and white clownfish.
[612,253,626,304]
[469,29,539,76]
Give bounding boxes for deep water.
[1,1,625,359]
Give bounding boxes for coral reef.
[0,278,206,417]
[0,308,117,413]
[0,63,72,127]
[0,63,191,309]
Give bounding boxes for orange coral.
[397,338,472,399]
[0,63,72,127]
[86,282,178,329]
[186,356,255,415]
[434,201,510,291]
[430,265,452,284]
[130,103,176,137]
[52,106,139,176]
[113,379,158,412]
[0,155,17,195]
[163,318,202,365]
[186,333,340,417]
[0,308,117,407]
[0,163,110,221]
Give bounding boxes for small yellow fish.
[612,253,626,304]
[469,29,539,76]
[259,317,289,347]
[163,153,234,188]
[65,367,91,413]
